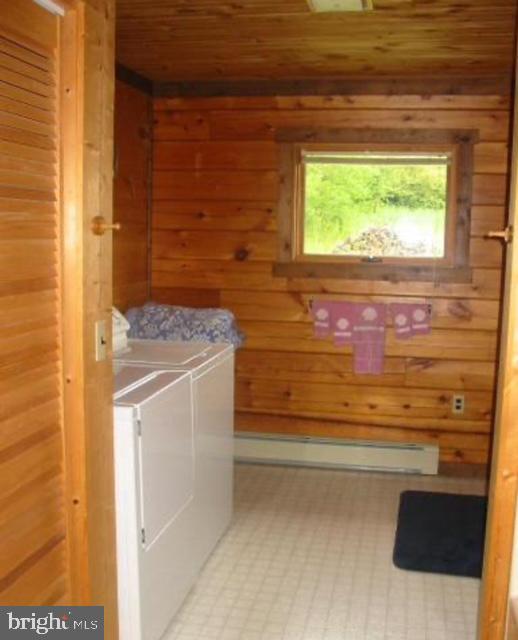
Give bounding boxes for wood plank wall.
[151,93,511,464]
[0,2,67,604]
[113,78,151,310]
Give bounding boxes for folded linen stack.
[125,302,245,349]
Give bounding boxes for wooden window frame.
[274,128,478,283]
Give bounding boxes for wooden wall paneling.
[234,413,490,464]
[113,78,152,310]
[235,378,492,423]
[151,92,509,465]
[153,169,279,201]
[236,321,497,361]
[153,141,278,170]
[152,286,221,308]
[472,207,507,236]
[152,201,277,232]
[219,290,500,330]
[152,259,502,300]
[236,350,496,390]
[203,109,510,142]
[0,0,67,607]
[152,229,277,261]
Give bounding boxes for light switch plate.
[95,320,107,362]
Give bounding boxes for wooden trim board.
[60,1,118,636]
[116,62,153,96]
[478,12,518,639]
[154,76,512,98]
[275,128,480,144]
[273,262,473,282]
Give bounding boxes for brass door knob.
[485,226,513,244]
[92,216,121,236]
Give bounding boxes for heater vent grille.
[234,432,439,475]
[307,0,373,12]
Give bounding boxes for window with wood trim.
[275,129,477,282]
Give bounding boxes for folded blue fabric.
[125,302,245,349]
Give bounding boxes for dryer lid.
[114,365,189,403]
[114,339,232,368]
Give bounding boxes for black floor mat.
[393,490,487,578]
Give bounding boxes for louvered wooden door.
[0,2,67,604]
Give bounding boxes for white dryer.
[114,365,198,640]
[114,340,235,577]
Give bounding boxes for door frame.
[58,0,118,637]
[54,2,518,640]
[478,29,518,640]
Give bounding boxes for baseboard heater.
[234,432,439,475]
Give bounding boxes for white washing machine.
[114,365,198,640]
[114,340,235,585]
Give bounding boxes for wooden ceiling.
[115,0,517,84]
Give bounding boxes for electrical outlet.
[452,394,465,415]
[95,320,107,362]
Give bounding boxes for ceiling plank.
[116,0,517,83]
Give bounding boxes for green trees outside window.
[303,159,448,258]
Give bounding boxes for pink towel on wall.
[311,300,334,338]
[390,303,431,339]
[354,342,386,376]
[331,301,356,346]
[352,303,386,375]
[390,303,413,339]
[410,303,431,336]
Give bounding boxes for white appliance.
[114,339,235,624]
[114,365,197,640]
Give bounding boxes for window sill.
[273,261,473,283]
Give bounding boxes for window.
[275,129,477,282]
[302,149,451,259]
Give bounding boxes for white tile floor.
[164,464,486,640]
